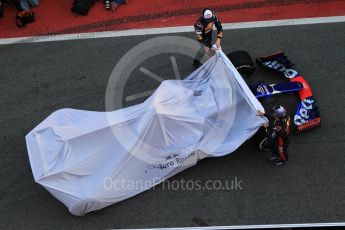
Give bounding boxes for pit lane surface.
[0,22,344,229]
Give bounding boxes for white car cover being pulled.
[26,50,267,215]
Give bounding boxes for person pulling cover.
[258,105,291,166]
[193,8,223,68]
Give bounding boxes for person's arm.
[285,116,291,135]
[257,110,269,128]
[214,14,223,48]
[194,20,205,44]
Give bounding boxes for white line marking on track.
[125,222,345,230]
[0,16,344,45]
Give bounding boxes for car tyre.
[227,50,256,76]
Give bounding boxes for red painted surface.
[0,0,344,38]
[297,117,321,132]
[291,76,313,100]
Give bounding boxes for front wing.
[256,51,321,132]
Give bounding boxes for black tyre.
[253,126,267,146]
[227,50,255,76]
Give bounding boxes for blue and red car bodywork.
[255,51,321,133]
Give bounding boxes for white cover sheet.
[26,50,267,215]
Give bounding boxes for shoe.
[269,155,278,162]
[16,11,35,28]
[272,159,284,166]
[104,0,110,10]
[16,16,25,28]
[192,59,202,68]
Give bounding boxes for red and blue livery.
[255,51,321,132]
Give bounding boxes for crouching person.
[258,105,291,166]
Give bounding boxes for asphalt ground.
[0,22,345,229]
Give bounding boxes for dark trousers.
[268,135,289,161]
[194,38,212,64]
